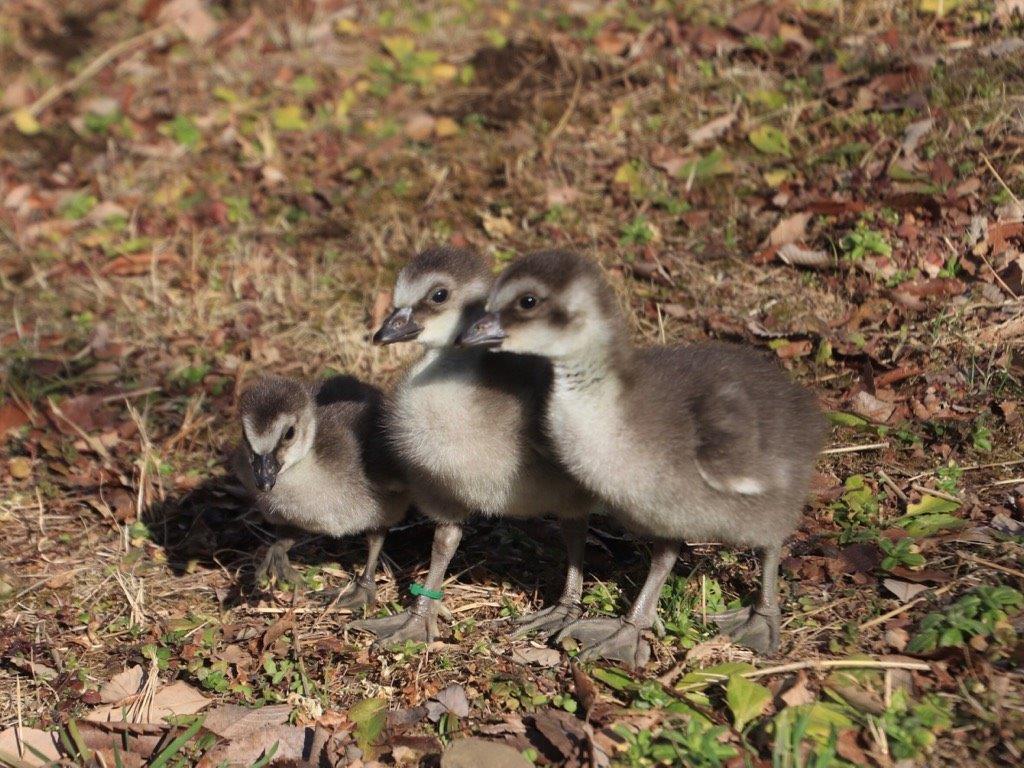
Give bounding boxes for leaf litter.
[1,1,1023,766]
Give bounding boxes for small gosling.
[235,374,409,608]
[461,250,825,666]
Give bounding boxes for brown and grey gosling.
[234,374,409,609]
[459,250,825,667]
[350,246,596,645]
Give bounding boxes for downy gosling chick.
[235,374,409,608]
[351,246,595,645]
[460,251,825,666]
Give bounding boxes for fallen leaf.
[688,110,737,147]
[426,685,470,721]
[158,0,219,43]
[86,681,210,723]
[405,112,436,141]
[202,704,292,739]
[767,212,812,247]
[882,578,928,603]
[9,456,32,480]
[0,727,61,766]
[196,725,322,768]
[100,665,145,703]
[12,108,41,135]
[901,117,934,156]
[850,390,896,423]
[441,737,533,768]
[726,674,772,731]
[780,672,815,707]
[545,186,580,207]
[748,126,791,157]
[481,211,515,238]
[885,626,910,651]
[777,243,833,269]
[434,116,460,137]
[511,646,560,667]
[571,662,598,719]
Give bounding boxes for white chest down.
[261,457,375,538]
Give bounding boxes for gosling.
[235,374,409,608]
[460,250,825,666]
[351,246,595,645]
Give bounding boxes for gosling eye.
[282,426,296,442]
[430,287,449,304]
[518,294,538,310]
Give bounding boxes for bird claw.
[321,579,376,611]
[512,601,582,638]
[561,618,651,669]
[350,609,436,646]
[256,543,300,586]
[710,605,781,655]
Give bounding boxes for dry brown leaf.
[777,243,833,269]
[767,212,812,247]
[100,665,145,704]
[441,737,532,768]
[882,578,928,603]
[511,646,560,667]
[196,725,320,768]
[545,186,580,207]
[202,704,292,740]
[405,112,436,141]
[87,681,211,723]
[851,390,896,423]
[157,0,219,43]
[780,672,815,707]
[688,110,737,147]
[0,727,62,766]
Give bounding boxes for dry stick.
[982,153,1022,206]
[823,441,890,455]
[906,457,1024,483]
[877,469,908,503]
[985,476,1024,488]
[910,484,962,504]
[958,552,1024,580]
[543,75,583,160]
[859,583,956,631]
[0,23,174,128]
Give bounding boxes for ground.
[1,1,1023,767]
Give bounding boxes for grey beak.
[253,453,278,491]
[373,307,423,345]
[458,312,507,347]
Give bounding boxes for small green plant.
[875,691,951,760]
[658,575,725,648]
[841,224,891,262]
[611,718,739,768]
[907,585,1022,653]
[831,475,880,541]
[971,421,993,452]
[620,215,654,246]
[879,537,925,571]
[935,462,963,495]
[582,581,622,615]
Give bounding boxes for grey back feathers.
[485,250,825,547]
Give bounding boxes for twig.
[910,484,962,504]
[985,477,1024,488]
[543,75,583,160]
[677,658,931,688]
[859,583,956,630]
[878,469,908,503]
[982,153,1021,206]
[906,458,1024,483]
[823,441,889,455]
[0,24,173,129]
[958,552,1024,580]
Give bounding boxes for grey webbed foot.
[321,577,376,610]
[711,605,781,655]
[512,601,582,638]
[256,542,300,586]
[557,617,651,669]
[350,609,437,645]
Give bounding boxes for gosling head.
[238,376,316,491]
[459,250,624,360]
[373,247,492,349]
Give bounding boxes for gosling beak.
[458,312,507,347]
[372,307,423,345]
[252,453,279,491]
